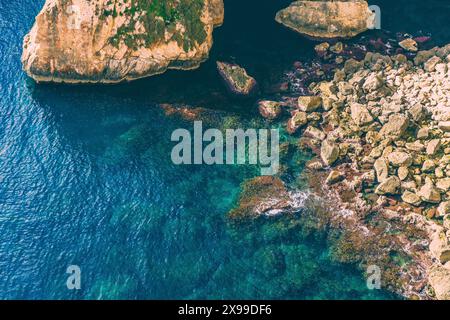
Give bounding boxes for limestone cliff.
[276,0,374,39]
[22,0,224,83]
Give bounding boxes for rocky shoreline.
[248,42,450,299]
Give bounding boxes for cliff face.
[22,0,224,83]
[276,0,374,39]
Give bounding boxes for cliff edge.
[22,0,224,83]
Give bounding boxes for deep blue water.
[0,0,448,300]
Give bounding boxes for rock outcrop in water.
[216,62,258,96]
[22,0,224,83]
[275,0,375,39]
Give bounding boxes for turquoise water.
[1,0,448,300]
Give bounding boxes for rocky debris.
[259,100,283,120]
[275,0,374,39]
[399,38,418,52]
[217,62,257,95]
[22,0,224,83]
[289,44,450,299]
[298,96,322,112]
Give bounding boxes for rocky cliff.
[22,0,224,83]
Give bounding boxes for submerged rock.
[399,38,418,52]
[275,0,374,39]
[228,176,305,219]
[259,100,283,120]
[216,61,257,95]
[22,0,224,83]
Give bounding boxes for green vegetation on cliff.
[103,0,207,51]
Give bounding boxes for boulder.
[417,182,441,203]
[388,151,413,167]
[408,104,425,122]
[287,111,308,134]
[421,160,436,173]
[424,56,442,72]
[298,96,322,112]
[417,127,430,139]
[401,191,422,206]
[380,114,409,139]
[427,139,441,155]
[374,158,389,182]
[315,42,330,55]
[217,62,257,95]
[398,166,409,181]
[320,139,340,166]
[405,141,425,152]
[303,126,326,141]
[362,73,384,93]
[22,0,224,83]
[375,176,401,195]
[275,0,374,39]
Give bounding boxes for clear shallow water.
[0,0,448,300]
